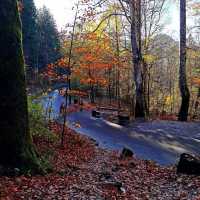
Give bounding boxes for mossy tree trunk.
[0,0,42,173]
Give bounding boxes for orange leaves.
[43,63,57,79]
[68,89,88,97]
[80,77,108,86]
[47,63,54,68]
[73,68,81,75]
[72,32,119,88]
[95,63,112,69]
[56,58,70,68]
[97,78,108,86]
[191,77,200,86]
[74,47,87,53]
[42,56,72,81]
[47,58,70,71]
[81,32,98,41]
[83,53,96,62]
[44,30,129,90]
[80,78,95,85]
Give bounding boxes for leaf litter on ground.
[1,122,200,200]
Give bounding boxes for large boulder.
[177,153,200,175]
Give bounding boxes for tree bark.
[193,88,200,119]
[130,0,146,118]
[178,0,190,121]
[0,0,42,173]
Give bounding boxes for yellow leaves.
[143,54,157,64]
[188,49,200,59]
[62,40,70,47]
[143,38,152,48]
[165,96,172,106]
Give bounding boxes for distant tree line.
[21,0,61,77]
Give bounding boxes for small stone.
[120,187,126,193]
[15,177,22,185]
[120,147,133,159]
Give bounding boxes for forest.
[0,0,200,199]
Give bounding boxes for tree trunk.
[67,2,79,105]
[193,88,200,119]
[90,84,95,104]
[130,0,146,118]
[178,0,190,121]
[0,0,42,173]
[115,8,121,111]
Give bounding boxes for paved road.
[42,91,200,166]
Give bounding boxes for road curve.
[42,91,200,166]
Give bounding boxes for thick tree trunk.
[130,0,146,118]
[178,0,190,121]
[0,0,42,173]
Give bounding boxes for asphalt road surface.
[42,90,200,166]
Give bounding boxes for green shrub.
[28,96,57,141]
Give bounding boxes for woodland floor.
[1,122,200,200]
